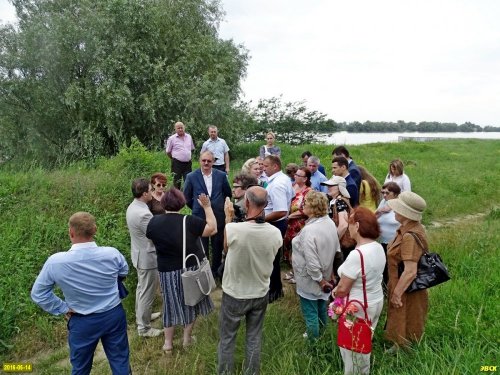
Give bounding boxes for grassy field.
[0,139,499,374]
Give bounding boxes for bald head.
[174,122,185,136]
[245,186,268,209]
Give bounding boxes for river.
[321,131,500,145]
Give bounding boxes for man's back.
[126,199,156,269]
[32,245,127,315]
[223,222,282,299]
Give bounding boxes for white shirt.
[264,171,294,220]
[202,171,213,197]
[201,137,229,166]
[337,242,385,305]
[384,173,411,192]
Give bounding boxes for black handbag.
[398,232,451,293]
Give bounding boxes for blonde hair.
[266,132,276,139]
[304,191,328,218]
[242,158,259,174]
[69,212,97,238]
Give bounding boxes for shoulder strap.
[407,231,428,254]
[182,216,187,268]
[355,249,369,310]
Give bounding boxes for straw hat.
[387,191,426,221]
[320,176,351,199]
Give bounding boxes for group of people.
[30,123,428,375]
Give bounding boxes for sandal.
[162,343,173,354]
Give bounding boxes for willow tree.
[0,0,248,165]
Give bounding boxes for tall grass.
[0,139,498,373]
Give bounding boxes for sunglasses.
[294,173,306,178]
[232,185,242,189]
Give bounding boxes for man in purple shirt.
[165,122,195,189]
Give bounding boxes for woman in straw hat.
[384,191,428,353]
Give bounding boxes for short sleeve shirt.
[146,214,206,272]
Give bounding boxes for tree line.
[1,0,498,167]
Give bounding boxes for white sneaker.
[303,332,308,338]
[151,312,161,321]
[138,328,163,337]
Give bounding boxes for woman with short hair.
[149,172,168,215]
[146,188,216,353]
[283,167,312,280]
[334,207,385,374]
[292,191,339,340]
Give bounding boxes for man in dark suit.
[184,151,232,277]
[332,156,359,207]
[332,146,361,190]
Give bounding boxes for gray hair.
[245,186,268,208]
[308,155,320,165]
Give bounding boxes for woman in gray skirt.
[147,188,217,353]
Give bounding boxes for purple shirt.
[165,133,195,162]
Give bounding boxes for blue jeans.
[68,304,130,375]
[218,292,269,375]
[299,297,328,340]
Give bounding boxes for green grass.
[0,139,499,374]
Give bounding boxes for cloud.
[220,0,500,126]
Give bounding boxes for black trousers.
[268,219,287,303]
[171,158,192,189]
[202,225,225,277]
[213,164,226,172]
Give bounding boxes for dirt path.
[428,206,497,228]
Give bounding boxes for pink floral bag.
[336,249,373,354]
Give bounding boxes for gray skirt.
[159,267,214,328]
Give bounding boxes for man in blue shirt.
[201,125,230,173]
[307,156,328,193]
[31,212,130,375]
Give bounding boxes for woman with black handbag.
[385,191,428,353]
[333,207,385,374]
[146,188,217,354]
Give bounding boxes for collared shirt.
[200,137,229,166]
[264,171,294,220]
[202,171,213,196]
[310,170,328,193]
[31,242,128,315]
[165,133,195,162]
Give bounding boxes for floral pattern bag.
[336,249,373,354]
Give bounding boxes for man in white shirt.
[200,125,230,173]
[218,186,282,375]
[262,155,294,302]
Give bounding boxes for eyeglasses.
[201,159,213,163]
[294,173,306,178]
[155,183,166,188]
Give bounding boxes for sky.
[2,0,499,126]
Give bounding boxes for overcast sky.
[2,0,499,126]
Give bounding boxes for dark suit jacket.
[345,174,359,208]
[183,168,231,228]
[348,160,362,190]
